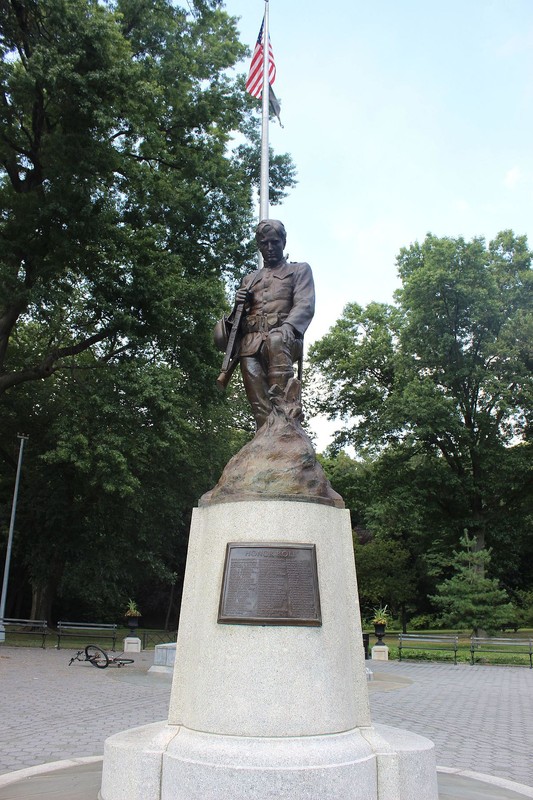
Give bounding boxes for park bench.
[0,617,48,648]
[398,633,459,664]
[470,637,533,668]
[56,621,117,650]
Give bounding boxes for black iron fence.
[141,629,177,650]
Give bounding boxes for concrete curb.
[437,766,533,798]
[0,756,102,787]
[1,757,533,798]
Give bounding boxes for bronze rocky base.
[199,378,344,508]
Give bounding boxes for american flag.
[246,17,276,99]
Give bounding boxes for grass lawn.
[1,626,175,651]
[3,626,532,667]
[371,629,533,667]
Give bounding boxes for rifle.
[216,301,244,391]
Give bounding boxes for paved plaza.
[0,645,532,793]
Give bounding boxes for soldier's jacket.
[237,260,315,357]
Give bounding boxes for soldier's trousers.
[240,331,302,430]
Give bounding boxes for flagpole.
[259,0,270,221]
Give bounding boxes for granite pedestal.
[149,642,176,674]
[100,500,438,800]
[123,637,142,653]
[372,644,390,661]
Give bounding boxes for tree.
[317,450,371,527]
[353,536,418,631]
[0,0,295,396]
[430,534,513,635]
[0,342,254,621]
[318,449,436,627]
[0,0,296,620]
[309,232,533,594]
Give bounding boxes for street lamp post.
[0,434,29,643]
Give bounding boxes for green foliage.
[0,0,296,621]
[317,450,371,526]
[407,614,439,631]
[430,534,514,635]
[308,302,399,452]
[514,590,533,628]
[370,605,390,625]
[0,0,296,394]
[311,232,532,456]
[310,232,533,609]
[0,343,251,621]
[233,123,297,207]
[354,536,418,622]
[125,599,141,617]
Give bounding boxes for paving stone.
[0,647,532,789]
[369,660,533,787]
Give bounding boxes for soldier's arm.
[285,263,315,335]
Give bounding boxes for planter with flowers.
[371,605,390,645]
[124,599,142,635]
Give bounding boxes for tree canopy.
[0,0,295,622]
[430,534,513,635]
[311,232,533,619]
[0,0,295,395]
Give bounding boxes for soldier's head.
[255,219,286,267]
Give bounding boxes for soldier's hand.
[235,287,251,306]
[278,323,295,345]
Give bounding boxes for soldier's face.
[258,231,285,267]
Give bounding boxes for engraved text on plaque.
[218,543,321,626]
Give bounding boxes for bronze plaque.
[218,543,321,626]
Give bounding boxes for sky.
[223,0,533,446]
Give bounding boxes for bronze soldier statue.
[216,220,315,430]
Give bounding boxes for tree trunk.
[400,603,408,634]
[30,581,55,622]
[470,451,486,576]
[3,563,28,618]
[164,581,176,632]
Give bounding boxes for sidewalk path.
[0,647,532,788]
[369,660,533,788]
[0,647,171,775]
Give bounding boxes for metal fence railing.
[141,630,177,650]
